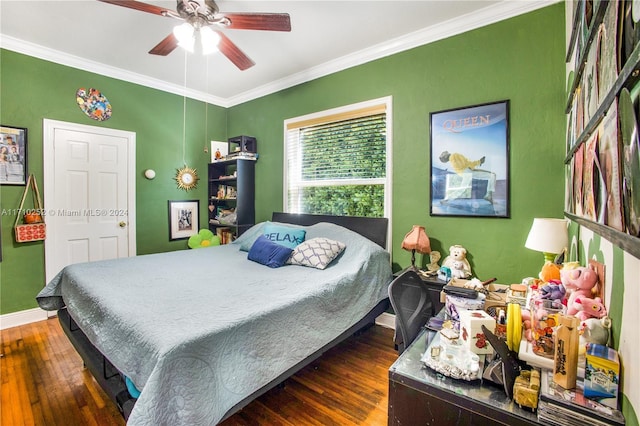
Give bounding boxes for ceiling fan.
[98,0,291,70]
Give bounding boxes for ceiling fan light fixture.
[200,26,221,55]
[99,0,290,67]
[173,22,195,52]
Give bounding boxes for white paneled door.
[43,120,136,283]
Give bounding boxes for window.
[284,97,391,218]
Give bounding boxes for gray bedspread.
[37,222,392,425]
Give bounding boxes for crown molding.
[0,34,228,106]
[1,1,557,108]
[225,0,557,106]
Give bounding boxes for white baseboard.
[0,308,51,330]
[375,312,396,329]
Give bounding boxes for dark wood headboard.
[271,212,388,249]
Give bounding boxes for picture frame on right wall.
[430,100,510,218]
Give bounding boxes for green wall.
[0,50,227,314]
[1,3,638,422]
[0,3,566,314]
[228,4,566,283]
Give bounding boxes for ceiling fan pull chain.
[182,51,188,166]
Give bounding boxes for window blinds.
[286,113,387,183]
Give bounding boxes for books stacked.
[538,370,625,426]
[226,151,257,160]
[216,227,234,245]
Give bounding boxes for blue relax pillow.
[263,223,306,249]
[248,235,293,268]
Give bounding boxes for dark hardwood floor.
[1,317,397,425]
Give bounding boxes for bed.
[36,212,392,425]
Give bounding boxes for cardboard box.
[584,343,620,409]
[458,309,496,355]
[484,283,509,312]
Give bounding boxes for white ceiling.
[0,1,555,107]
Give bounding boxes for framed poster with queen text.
[430,100,510,218]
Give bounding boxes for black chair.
[388,269,433,353]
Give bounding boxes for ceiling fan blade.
[223,13,291,31]
[149,33,179,56]
[216,31,255,70]
[97,0,173,16]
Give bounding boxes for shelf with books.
[207,157,255,241]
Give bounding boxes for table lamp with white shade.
[525,218,568,263]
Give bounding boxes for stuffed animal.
[521,309,533,341]
[442,245,472,278]
[450,260,468,279]
[560,265,599,318]
[578,317,611,355]
[539,261,562,282]
[539,282,566,303]
[571,296,607,321]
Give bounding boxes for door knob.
[119,221,127,228]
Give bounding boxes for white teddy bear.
[442,245,472,278]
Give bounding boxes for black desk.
[388,327,540,426]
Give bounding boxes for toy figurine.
[442,245,472,278]
[426,250,441,273]
[578,317,611,353]
[437,266,451,282]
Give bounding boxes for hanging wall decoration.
[76,88,112,121]
[175,165,199,191]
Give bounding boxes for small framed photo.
[0,125,28,185]
[211,140,228,162]
[168,200,200,241]
[430,100,510,218]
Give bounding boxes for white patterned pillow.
[288,237,346,270]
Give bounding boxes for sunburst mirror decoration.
[175,166,199,191]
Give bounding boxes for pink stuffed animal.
[572,296,607,321]
[561,265,599,318]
